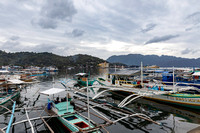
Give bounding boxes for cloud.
[41,0,77,21]
[145,34,179,44]
[71,29,85,37]
[186,12,200,25]
[2,0,200,59]
[31,0,77,29]
[141,23,157,33]
[0,39,21,52]
[32,43,57,52]
[31,17,57,29]
[9,36,20,41]
[184,12,200,31]
[181,48,198,55]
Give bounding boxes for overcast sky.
[0,0,200,59]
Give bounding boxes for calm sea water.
[0,68,200,133]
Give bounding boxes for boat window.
[127,81,132,84]
[74,121,89,128]
[65,116,78,121]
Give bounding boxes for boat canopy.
[110,70,140,76]
[40,88,65,96]
[75,73,87,76]
[0,70,9,73]
[8,79,25,84]
[192,72,200,76]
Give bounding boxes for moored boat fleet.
[95,65,200,110]
[1,65,200,132]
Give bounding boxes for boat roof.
[75,73,87,76]
[0,70,9,73]
[40,88,65,96]
[110,70,140,76]
[192,72,200,76]
[8,79,25,84]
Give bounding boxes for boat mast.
[141,62,143,87]
[173,66,175,92]
[52,77,54,99]
[66,87,69,112]
[87,78,90,124]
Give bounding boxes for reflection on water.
[0,68,199,133]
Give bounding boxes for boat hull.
[57,113,100,133]
[144,94,200,110]
[0,91,20,105]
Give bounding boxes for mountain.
[0,50,105,69]
[107,54,200,67]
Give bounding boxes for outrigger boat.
[0,79,24,105]
[141,89,200,110]
[74,73,96,87]
[40,88,101,133]
[97,69,143,88]
[141,67,200,110]
[97,65,200,110]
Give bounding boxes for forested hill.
[107,54,200,67]
[0,50,105,69]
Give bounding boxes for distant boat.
[97,65,200,110]
[162,71,200,89]
[74,73,96,87]
[97,69,148,88]
[40,88,101,133]
[141,89,200,110]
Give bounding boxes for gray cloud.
[141,23,157,33]
[31,17,57,29]
[41,0,77,21]
[181,48,198,55]
[185,12,200,31]
[186,12,200,25]
[31,0,77,29]
[1,0,200,59]
[72,29,85,37]
[145,34,179,44]
[10,36,20,41]
[0,40,20,52]
[32,44,57,53]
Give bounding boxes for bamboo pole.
[6,101,16,133]
[0,105,12,114]
[35,108,54,133]
[0,128,5,133]
[90,107,113,123]
[101,125,109,133]
[25,108,35,133]
[2,116,58,130]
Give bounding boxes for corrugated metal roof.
[110,70,140,76]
